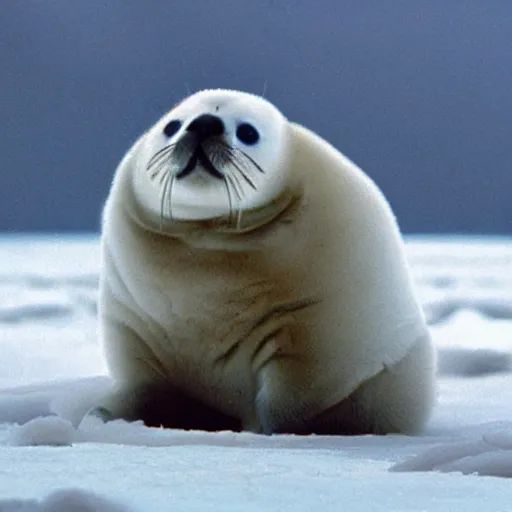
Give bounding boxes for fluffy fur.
[92,89,436,435]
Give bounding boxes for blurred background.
[1,0,511,235]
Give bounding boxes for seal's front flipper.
[82,384,242,432]
[83,406,116,423]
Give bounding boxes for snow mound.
[390,428,512,478]
[437,347,512,377]
[425,297,512,325]
[432,310,512,377]
[9,416,76,447]
[0,488,135,512]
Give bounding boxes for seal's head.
[132,89,294,230]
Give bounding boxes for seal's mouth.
[176,144,224,181]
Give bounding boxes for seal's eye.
[163,120,182,138]
[236,123,259,145]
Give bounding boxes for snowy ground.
[1,234,512,511]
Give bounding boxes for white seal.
[92,89,436,435]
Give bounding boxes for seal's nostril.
[187,114,225,139]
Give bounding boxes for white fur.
[96,89,437,435]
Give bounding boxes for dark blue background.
[2,1,511,234]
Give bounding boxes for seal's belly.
[152,280,318,420]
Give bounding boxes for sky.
[1,1,511,234]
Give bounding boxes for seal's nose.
[186,114,225,140]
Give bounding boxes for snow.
[1,233,512,510]
[10,416,76,447]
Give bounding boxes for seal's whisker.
[160,170,171,231]
[226,174,243,229]
[216,141,244,166]
[147,144,175,166]
[157,164,172,185]
[149,151,173,174]
[151,158,171,180]
[225,169,244,201]
[227,146,261,181]
[226,173,245,229]
[215,142,259,189]
[236,149,265,174]
[231,160,257,190]
[223,176,234,226]
[204,141,256,198]
[227,172,243,202]
[168,173,175,222]
[205,140,232,171]
[236,201,243,229]
[147,144,176,170]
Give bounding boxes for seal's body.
[94,89,436,435]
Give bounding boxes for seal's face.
[136,89,291,226]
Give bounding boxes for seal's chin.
[169,175,231,221]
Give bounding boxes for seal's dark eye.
[163,120,181,138]
[236,123,259,145]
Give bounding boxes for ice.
[1,234,512,510]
